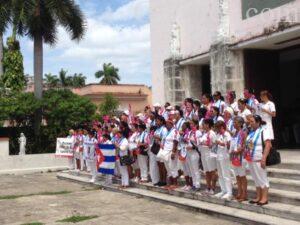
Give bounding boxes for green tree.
[99,93,119,116]
[5,0,86,99]
[42,89,96,140]
[45,73,59,89]
[72,73,86,88]
[59,68,71,87]
[1,37,25,92]
[0,1,11,76]
[95,63,120,85]
[0,92,41,127]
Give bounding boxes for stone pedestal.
[0,138,9,157]
[210,43,245,97]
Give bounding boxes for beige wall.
[73,84,152,113]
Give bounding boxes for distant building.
[150,0,300,147]
[72,84,152,113]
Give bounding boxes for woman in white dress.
[84,130,98,183]
[258,90,276,140]
[246,115,272,206]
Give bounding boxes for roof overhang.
[179,52,210,66]
[230,25,300,50]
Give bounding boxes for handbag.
[157,149,171,161]
[151,142,160,155]
[139,145,149,156]
[262,132,281,166]
[120,154,135,166]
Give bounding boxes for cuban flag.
[97,144,116,175]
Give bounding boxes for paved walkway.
[0,173,240,225]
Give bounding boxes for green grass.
[0,191,71,200]
[21,222,44,225]
[57,215,98,223]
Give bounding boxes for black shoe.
[158,182,167,187]
[257,201,268,206]
[249,200,259,204]
[154,182,161,186]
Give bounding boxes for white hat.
[224,107,234,116]
[153,103,161,107]
[123,110,130,116]
[166,106,173,110]
[169,110,176,115]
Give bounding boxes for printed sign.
[55,138,73,157]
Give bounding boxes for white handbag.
[157,148,171,161]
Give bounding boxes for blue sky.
[4,0,151,86]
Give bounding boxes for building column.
[210,45,245,97]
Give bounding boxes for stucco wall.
[150,0,219,103]
[229,0,300,43]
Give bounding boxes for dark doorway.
[244,47,300,148]
[201,65,211,94]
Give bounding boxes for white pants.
[232,161,247,177]
[138,154,149,181]
[186,150,201,188]
[181,160,191,177]
[216,152,232,195]
[248,161,269,188]
[68,157,74,170]
[200,146,217,172]
[163,153,178,178]
[117,161,129,186]
[87,158,97,180]
[149,151,160,184]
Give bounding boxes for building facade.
[150,0,300,147]
[72,84,152,113]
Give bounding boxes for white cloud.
[21,0,151,85]
[99,0,149,22]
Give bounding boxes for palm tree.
[58,68,70,87]
[45,73,59,89]
[72,73,86,88]
[95,63,120,85]
[6,0,86,99]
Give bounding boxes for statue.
[170,22,181,58]
[18,133,26,155]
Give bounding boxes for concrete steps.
[57,171,300,225]
[67,170,300,206]
[267,168,300,180]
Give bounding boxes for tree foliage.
[95,63,120,85]
[1,37,25,92]
[99,93,119,116]
[42,89,96,140]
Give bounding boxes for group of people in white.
[68,89,276,206]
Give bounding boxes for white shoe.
[185,186,192,191]
[214,192,225,198]
[221,193,233,201]
[89,178,95,183]
[181,185,188,190]
[208,189,215,195]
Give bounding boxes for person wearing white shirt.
[214,121,232,200]
[258,90,276,140]
[212,106,225,124]
[115,131,130,188]
[137,124,150,182]
[186,120,202,191]
[213,91,226,115]
[226,91,239,115]
[224,107,236,135]
[238,98,252,121]
[244,89,259,114]
[160,119,179,189]
[246,115,272,206]
[152,116,168,186]
[128,124,140,182]
[198,119,217,195]
[83,131,98,183]
[230,116,248,202]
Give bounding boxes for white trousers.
[137,154,149,181]
[87,158,97,180]
[181,160,191,177]
[248,161,269,188]
[216,154,232,195]
[186,150,201,188]
[149,151,160,184]
[117,161,129,186]
[68,157,74,170]
[232,160,247,177]
[163,153,178,178]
